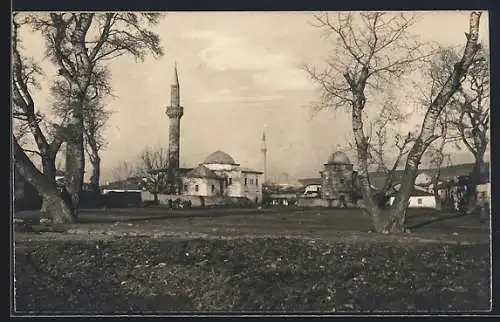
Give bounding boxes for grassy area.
[14,236,490,314]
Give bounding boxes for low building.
[182,150,264,204]
[389,185,437,208]
[297,148,359,207]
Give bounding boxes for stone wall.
[297,197,329,208]
[141,191,255,208]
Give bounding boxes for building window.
[211,184,215,192]
[228,178,232,185]
[256,178,258,186]
[250,178,254,185]
[195,185,199,192]
[184,184,188,192]
[417,198,422,205]
[244,178,248,186]
[340,177,345,184]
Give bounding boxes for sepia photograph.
[11,10,491,315]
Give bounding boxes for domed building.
[156,64,264,204]
[182,150,263,203]
[320,149,358,207]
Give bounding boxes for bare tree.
[388,12,482,231]
[367,97,416,197]
[305,11,482,233]
[25,12,164,214]
[448,48,489,213]
[83,100,111,192]
[419,48,461,210]
[51,74,113,193]
[341,97,416,206]
[12,15,67,185]
[12,14,74,223]
[136,146,169,203]
[424,112,454,210]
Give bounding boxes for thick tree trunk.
[13,137,75,224]
[351,103,385,231]
[387,12,481,232]
[40,155,58,216]
[466,152,485,214]
[89,156,101,192]
[65,116,86,213]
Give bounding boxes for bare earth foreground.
[13,207,491,314]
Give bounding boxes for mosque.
[163,63,360,207]
[164,64,264,204]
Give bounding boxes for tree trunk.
[40,155,58,216]
[65,116,85,213]
[153,192,159,204]
[13,137,75,224]
[351,103,385,231]
[466,151,485,214]
[432,138,446,211]
[387,12,481,233]
[433,166,443,211]
[89,156,101,192]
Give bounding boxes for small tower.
[166,62,184,194]
[261,130,267,183]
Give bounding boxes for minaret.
[166,62,184,194]
[261,130,267,183]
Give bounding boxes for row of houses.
[267,160,490,210]
[13,157,490,211]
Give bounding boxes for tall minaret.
[166,62,184,194]
[261,130,267,183]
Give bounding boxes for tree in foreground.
[26,12,164,216]
[12,13,74,223]
[51,74,113,193]
[448,48,490,214]
[305,11,482,233]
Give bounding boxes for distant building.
[320,150,358,207]
[156,64,263,204]
[298,148,358,207]
[389,185,437,209]
[182,150,263,203]
[298,149,490,209]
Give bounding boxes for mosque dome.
[203,150,237,165]
[327,150,351,165]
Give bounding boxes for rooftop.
[203,150,239,165]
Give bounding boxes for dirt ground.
[12,207,492,314]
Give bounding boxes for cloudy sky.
[18,11,489,183]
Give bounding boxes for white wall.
[182,177,208,196]
[182,177,225,197]
[389,195,436,208]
